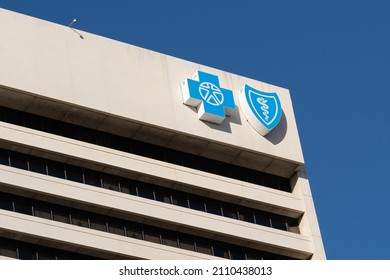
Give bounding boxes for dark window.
[178,234,195,252]
[182,153,198,169]
[212,242,229,259]
[197,157,216,174]
[108,218,125,236]
[147,144,164,160]
[279,178,291,192]
[102,174,119,192]
[132,141,147,157]
[286,217,300,234]
[137,182,155,200]
[55,250,69,260]
[61,123,78,139]
[263,174,278,189]
[78,128,96,144]
[268,253,293,260]
[89,214,107,232]
[246,248,261,260]
[28,156,47,175]
[222,203,238,219]
[238,207,255,223]
[47,160,65,179]
[126,222,143,240]
[160,230,178,248]
[143,226,161,244]
[154,187,171,204]
[216,162,229,177]
[24,114,42,131]
[0,107,5,122]
[5,109,24,126]
[33,201,52,220]
[96,131,114,148]
[70,209,89,228]
[231,167,247,181]
[114,137,129,152]
[37,247,56,260]
[18,244,37,260]
[0,239,17,258]
[41,118,61,134]
[271,215,287,231]
[172,191,188,208]
[0,193,13,211]
[230,246,246,260]
[14,196,32,215]
[72,252,93,260]
[205,199,222,216]
[188,195,205,211]
[261,251,278,260]
[10,152,28,170]
[195,238,212,255]
[65,165,84,183]
[255,212,271,227]
[119,178,137,195]
[165,149,181,165]
[52,205,69,223]
[247,170,263,185]
[0,149,9,166]
[84,170,101,187]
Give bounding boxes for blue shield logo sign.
[239,84,282,136]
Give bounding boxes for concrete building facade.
[0,9,325,260]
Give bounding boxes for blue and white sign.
[181,71,235,124]
[239,84,282,136]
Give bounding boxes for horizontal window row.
[0,237,101,260]
[0,148,300,233]
[0,106,291,192]
[0,191,296,260]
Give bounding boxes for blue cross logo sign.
[181,71,235,124]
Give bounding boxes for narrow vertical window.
[84,169,102,187]
[137,182,155,200]
[160,230,178,248]
[47,160,65,179]
[107,218,125,236]
[171,191,188,208]
[13,196,33,215]
[0,193,13,211]
[89,214,107,232]
[65,165,84,183]
[119,178,137,195]
[0,149,9,166]
[10,152,28,170]
[178,234,195,252]
[102,174,120,192]
[143,226,161,244]
[33,201,52,220]
[70,209,89,228]
[0,238,17,259]
[205,199,222,216]
[28,156,47,175]
[154,187,171,204]
[188,195,205,211]
[126,222,143,240]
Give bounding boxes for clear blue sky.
[1,1,389,260]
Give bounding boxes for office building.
[0,8,325,260]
